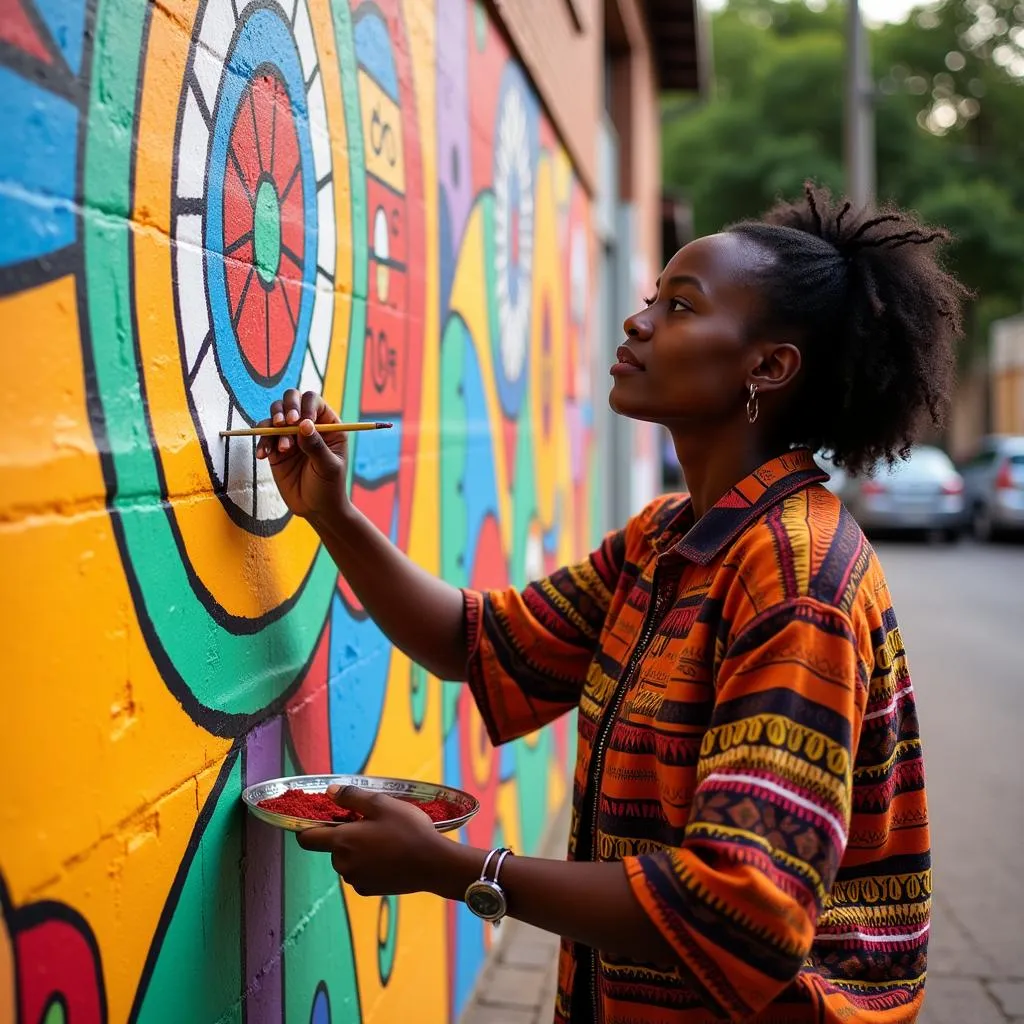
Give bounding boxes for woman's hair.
[727,183,972,475]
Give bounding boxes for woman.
[256,186,968,1023]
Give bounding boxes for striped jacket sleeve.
[624,596,869,1020]
[463,526,627,746]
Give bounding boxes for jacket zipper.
[583,560,670,1022]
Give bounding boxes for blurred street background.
[664,1,1024,1018]
[464,1,1024,1021]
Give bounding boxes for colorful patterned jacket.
[463,449,930,1023]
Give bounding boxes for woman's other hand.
[295,785,455,897]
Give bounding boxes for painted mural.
[0,0,598,1022]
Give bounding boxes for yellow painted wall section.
[0,0,599,1020]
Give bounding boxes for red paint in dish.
[257,790,464,824]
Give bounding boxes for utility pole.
[845,0,876,207]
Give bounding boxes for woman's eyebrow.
[663,274,705,294]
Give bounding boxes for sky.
[700,0,931,25]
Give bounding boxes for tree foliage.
[662,0,1024,359]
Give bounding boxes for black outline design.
[125,750,238,1022]
[186,69,212,127]
[376,894,398,987]
[168,7,334,536]
[0,1,79,104]
[280,614,331,777]
[0,0,87,294]
[310,980,331,1024]
[76,0,331,736]
[0,870,109,1022]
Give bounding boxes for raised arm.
[257,390,466,680]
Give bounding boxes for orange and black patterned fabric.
[463,449,930,1023]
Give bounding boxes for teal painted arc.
[131,753,244,1024]
[282,746,362,1022]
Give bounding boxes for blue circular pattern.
[205,6,318,422]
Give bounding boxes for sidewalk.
[458,805,568,1024]
[462,901,1024,1024]
[919,892,1024,1024]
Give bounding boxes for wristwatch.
[464,847,514,926]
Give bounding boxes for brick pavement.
[919,891,1024,1024]
[458,806,567,1024]
[462,898,1024,1024]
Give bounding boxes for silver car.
[959,435,1024,541]
[838,446,966,541]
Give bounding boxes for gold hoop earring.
[747,383,759,424]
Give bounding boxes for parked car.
[959,435,1024,541]
[838,446,966,541]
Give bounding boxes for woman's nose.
[623,310,653,341]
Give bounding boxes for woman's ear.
[748,342,802,393]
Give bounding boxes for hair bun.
[804,182,947,257]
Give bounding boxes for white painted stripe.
[190,342,229,483]
[816,922,930,945]
[254,440,290,522]
[316,184,335,272]
[173,215,211,375]
[190,44,223,121]
[293,0,317,79]
[226,418,254,506]
[307,286,333,374]
[863,682,915,722]
[703,771,848,844]
[176,86,210,200]
[299,346,324,395]
[197,0,234,62]
[307,73,331,170]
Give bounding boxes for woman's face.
[610,232,778,429]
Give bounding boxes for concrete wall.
[0,1,600,1021]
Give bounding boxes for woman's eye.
[669,298,691,312]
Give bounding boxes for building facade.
[0,1,699,1021]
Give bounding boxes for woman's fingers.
[300,390,323,424]
[254,418,272,460]
[260,393,342,457]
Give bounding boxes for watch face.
[466,882,505,921]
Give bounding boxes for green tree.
[663,0,1024,360]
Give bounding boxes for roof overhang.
[646,0,708,93]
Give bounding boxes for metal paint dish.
[241,773,479,834]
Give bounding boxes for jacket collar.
[647,448,829,566]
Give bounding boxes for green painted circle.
[42,1000,67,1024]
[254,179,282,283]
[473,1,487,50]
[81,0,369,729]
[409,663,428,731]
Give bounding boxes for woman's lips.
[611,345,645,375]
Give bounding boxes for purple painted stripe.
[245,716,284,1022]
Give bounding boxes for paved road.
[875,538,1024,1023]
